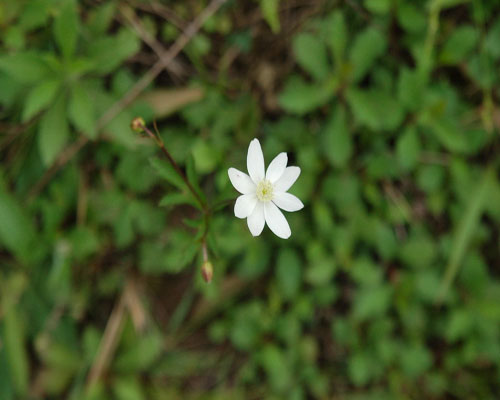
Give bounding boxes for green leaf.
[276,249,301,300]
[149,158,185,190]
[397,3,427,33]
[293,33,330,81]
[159,193,197,208]
[3,308,29,396]
[399,343,432,378]
[38,94,70,165]
[419,114,469,153]
[440,26,478,65]
[18,0,51,30]
[70,226,100,261]
[66,57,96,77]
[47,239,73,302]
[279,75,337,115]
[68,83,97,139]
[353,285,392,321]
[112,376,145,400]
[323,105,352,167]
[397,67,425,111]
[192,140,220,174]
[87,1,116,35]
[467,53,495,89]
[229,303,263,350]
[346,88,405,131]
[348,352,377,386]
[258,345,292,393]
[0,71,24,107]
[102,106,135,147]
[116,152,159,194]
[485,17,500,59]
[415,270,442,302]
[305,258,336,286]
[53,0,78,58]
[0,348,14,400]
[349,27,387,82]
[88,29,140,75]
[186,154,206,203]
[399,233,437,269]
[4,26,25,50]
[22,79,60,121]
[0,185,36,261]
[260,0,280,33]
[417,165,445,193]
[351,258,383,286]
[396,125,421,170]
[325,11,347,63]
[154,351,217,378]
[364,0,391,14]
[458,253,489,295]
[445,309,473,342]
[0,52,51,83]
[139,234,198,274]
[369,219,397,259]
[114,332,163,372]
[40,343,80,371]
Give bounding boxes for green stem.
[435,167,493,305]
[419,0,441,83]
[141,123,207,212]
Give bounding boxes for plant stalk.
[140,122,207,212]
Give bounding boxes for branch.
[97,0,228,130]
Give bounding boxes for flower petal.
[247,202,265,236]
[266,152,288,183]
[247,138,265,184]
[264,201,291,239]
[273,192,304,212]
[274,166,301,192]
[228,168,256,194]
[234,194,257,219]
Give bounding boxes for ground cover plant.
[1,0,500,398]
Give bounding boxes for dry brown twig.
[98,0,228,129]
[28,0,228,200]
[118,4,186,80]
[123,278,147,333]
[86,277,149,388]
[131,1,186,30]
[86,285,128,388]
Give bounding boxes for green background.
[1,0,500,398]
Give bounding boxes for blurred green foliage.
[1,0,500,399]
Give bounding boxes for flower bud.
[130,117,146,133]
[201,261,213,283]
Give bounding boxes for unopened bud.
[201,261,213,283]
[131,117,146,133]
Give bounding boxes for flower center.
[256,179,274,202]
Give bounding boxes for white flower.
[228,138,304,239]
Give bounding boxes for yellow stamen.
[256,180,274,202]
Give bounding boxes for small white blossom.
[228,138,304,239]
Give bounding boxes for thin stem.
[419,0,441,83]
[140,123,207,212]
[202,239,208,262]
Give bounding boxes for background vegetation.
[1,0,500,398]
